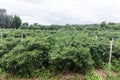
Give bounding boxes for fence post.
[108,38,113,76]
[96,35,98,40]
[0,29,2,39]
[21,32,23,40]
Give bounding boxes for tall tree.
[0,9,6,15]
[5,15,14,28]
[12,15,22,29]
[0,9,7,28]
[0,9,22,29]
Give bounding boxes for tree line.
[0,9,22,29]
[1,8,120,31]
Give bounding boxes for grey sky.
[0,0,120,24]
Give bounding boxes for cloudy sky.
[0,0,120,25]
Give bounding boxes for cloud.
[0,0,120,24]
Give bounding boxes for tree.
[0,9,22,29]
[100,21,107,28]
[22,22,29,27]
[12,15,22,29]
[5,15,14,28]
[33,23,38,26]
[0,9,7,28]
[0,9,6,15]
[108,22,116,25]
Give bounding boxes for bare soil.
[94,69,117,79]
[0,69,117,80]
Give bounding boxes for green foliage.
[0,38,50,77]
[90,44,110,67]
[49,44,93,72]
[105,75,116,80]
[0,24,120,79]
[85,72,102,80]
[100,21,107,28]
[0,9,22,28]
[12,15,22,29]
[0,39,20,57]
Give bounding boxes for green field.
[0,24,120,80]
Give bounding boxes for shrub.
[0,38,50,77]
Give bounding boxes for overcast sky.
[0,0,120,25]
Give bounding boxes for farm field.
[0,24,120,80]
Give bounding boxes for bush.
[49,40,93,72]
[90,44,110,67]
[0,39,20,57]
[0,38,50,77]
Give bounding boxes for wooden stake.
[96,35,98,40]
[21,32,23,40]
[0,29,2,39]
[109,38,113,76]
